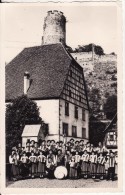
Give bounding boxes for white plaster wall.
[60,99,89,142]
[36,100,59,138]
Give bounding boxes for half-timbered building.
[5,10,89,143]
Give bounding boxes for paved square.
[7,178,118,188]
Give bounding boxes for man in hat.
[55,149,64,166]
[50,140,56,153]
[86,142,91,154]
[106,150,116,181]
[65,141,72,152]
[47,149,56,165]
[30,140,35,147]
[38,140,46,155]
[79,140,85,153]
[58,141,63,150]
[25,142,31,158]
[46,140,51,154]
[64,150,72,177]
[70,138,75,148]
[74,141,80,153]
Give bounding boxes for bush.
[6,95,42,159]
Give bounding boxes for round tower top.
[47,10,64,15]
[42,10,66,45]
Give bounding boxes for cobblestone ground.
[7,178,118,188]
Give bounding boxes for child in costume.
[89,150,97,179]
[107,150,116,181]
[20,151,29,178]
[69,156,78,179]
[29,151,38,178]
[97,152,106,180]
[9,150,19,181]
[81,150,89,178]
[37,151,46,178]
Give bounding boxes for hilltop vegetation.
[70,44,117,119]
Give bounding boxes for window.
[79,95,81,102]
[74,106,78,119]
[110,134,114,141]
[82,109,85,121]
[70,70,72,77]
[65,101,69,116]
[69,90,72,97]
[63,123,68,136]
[72,126,77,137]
[82,128,86,138]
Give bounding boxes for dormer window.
[24,71,30,94]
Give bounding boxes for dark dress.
[37,155,46,175]
[97,156,106,178]
[29,155,38,175]
[20,156,29,177]
[81,154,89,176]
[69,161,77,179]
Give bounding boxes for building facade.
[6,10,89,143]
[103,114,117,151]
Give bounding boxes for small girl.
[81,150,89,178]
[9,151,19,181]
[37,151,46,178]
[74,151,81,178]
[29,151,38,178]
[89,150,97,179]
[69,156,78,179]
[97,152,106,180]
[20,151,29,178]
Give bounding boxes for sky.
[2,4,117,63]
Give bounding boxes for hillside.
[71,51,117,118]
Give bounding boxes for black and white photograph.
[0,1,123,193]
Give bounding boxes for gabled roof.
[6,43,71,101]
[6,43,89,110]
[22,124,41,137]
[103,113,117,133]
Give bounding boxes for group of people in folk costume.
[8,139,118,181]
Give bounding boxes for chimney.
[24,71,30,94]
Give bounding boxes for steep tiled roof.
[6,43,72,101]
[22,124,41,137]
[103,113,117,133]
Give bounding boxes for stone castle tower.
[42,10,66,45]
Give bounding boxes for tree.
[103,95,117,119]
[73,44,104,55]
[110,52,116,56]
[6,95,42,157]
[89,116,106,146]
[88,88,101,115]
[94,45,104,56]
